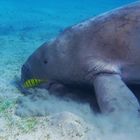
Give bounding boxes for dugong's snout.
[21,64,32,83]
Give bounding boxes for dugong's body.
[22,2,140,116]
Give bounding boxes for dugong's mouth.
[21,64,49,89]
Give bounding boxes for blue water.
[0,0,137,60]
[0,0,137,39]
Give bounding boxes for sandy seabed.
[0,0,140,140]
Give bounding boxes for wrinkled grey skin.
[22,2,140,115]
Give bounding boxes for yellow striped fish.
[23,79,47,88]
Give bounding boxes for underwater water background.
[0,0,140,140]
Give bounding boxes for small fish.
[23,79,47,88]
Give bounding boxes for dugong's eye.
[43,60,48,64]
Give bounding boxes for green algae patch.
[17,118,38,133]
[0,97,39,134]
[0,98,16,114]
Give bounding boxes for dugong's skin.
[22,2,140,115]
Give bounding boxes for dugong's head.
[21,40,63,88]
[21,30,79,89]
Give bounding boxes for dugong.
[21,2,140,115]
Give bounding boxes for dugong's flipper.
[93,74,140,115]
